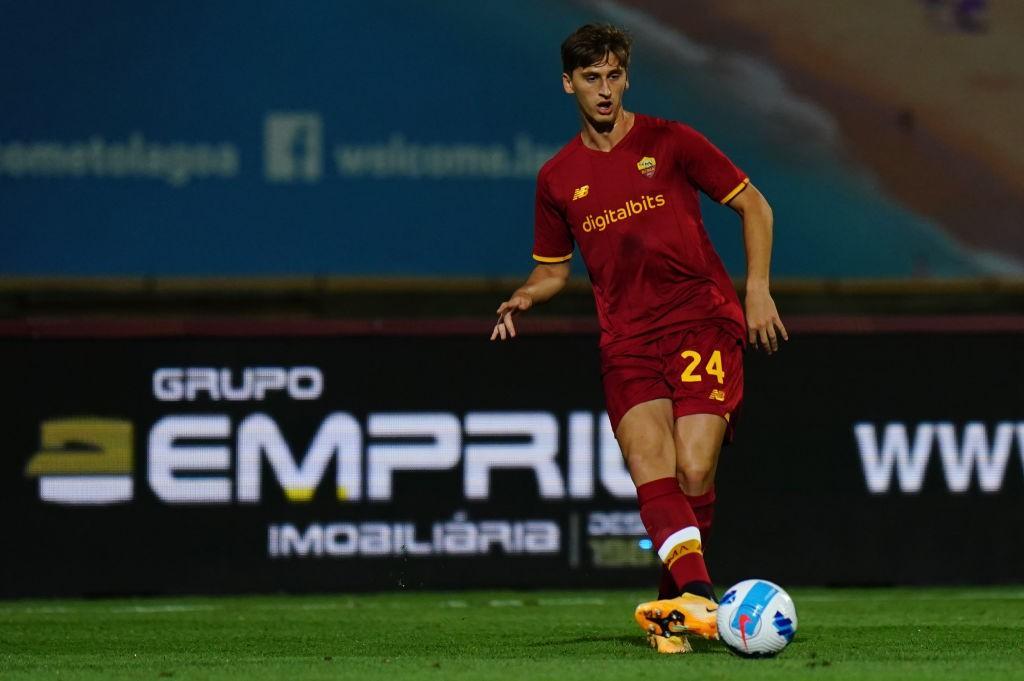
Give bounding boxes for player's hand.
[490,294,534,341]
[744,285,788,354]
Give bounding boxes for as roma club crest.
[637,156,656,178]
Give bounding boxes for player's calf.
[636,478,715,598]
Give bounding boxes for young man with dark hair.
[491,24,786,653]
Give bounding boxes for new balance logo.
[572,185,589,201]
[709,389,726,402]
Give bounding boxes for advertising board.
[2,321,1022,596]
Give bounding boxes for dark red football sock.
[657,486,716,598]
[637,477,710,594]
[685,486,716,548]
[657,565,679,599]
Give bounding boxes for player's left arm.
[727,183,788,354]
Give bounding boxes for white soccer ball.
[716,579,797,657]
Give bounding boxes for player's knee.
[618,429,675,479]
[676,464,714,495]
[622,441,673,474]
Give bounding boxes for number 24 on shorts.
[680,350,724,384]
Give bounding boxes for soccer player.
[490,24,787,653]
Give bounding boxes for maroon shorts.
[601,321,745,439]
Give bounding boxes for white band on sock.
[657,526,702,562]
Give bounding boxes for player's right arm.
[490,262,570,341]
[492,161,574,340]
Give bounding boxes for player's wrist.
[745,278,771,294]
[512,289,536,307]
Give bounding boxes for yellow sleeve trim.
[533,252,573,263]
[719,177,750,205]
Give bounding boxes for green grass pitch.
[2,587,1023,680]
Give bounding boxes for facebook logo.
[263,112,323,182]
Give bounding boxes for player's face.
[563,52,629,127]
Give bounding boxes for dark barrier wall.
[2,322,1023,597]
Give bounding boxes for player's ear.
[562,72,574,95]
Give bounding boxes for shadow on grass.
[527,635,732,655]
[527,634,647,648]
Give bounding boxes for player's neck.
[579,110,634,152]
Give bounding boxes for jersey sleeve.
[674,124,750,204]
[532,170,574,263]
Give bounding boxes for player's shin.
[659,486,716,599]
[634,478,719,642]
[685,486,716,549]
[636,478,713,598]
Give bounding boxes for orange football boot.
[647,633,692,654]
[634,592,719,641]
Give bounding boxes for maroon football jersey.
[533,114,748,346]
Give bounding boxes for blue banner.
[0,0,996,277]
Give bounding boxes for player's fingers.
[496,301,510,316]
[758,326,771,354]
[775,317,789,342]
[498,322,507,340]
[768,329,778,353]
[748,327,758,348]
[490,324,498,341]
[505,311,517,338]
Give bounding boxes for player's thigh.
[614,398,676,486]
[661,322,743,494]
[600,338,669,434]
[673,413,728,495]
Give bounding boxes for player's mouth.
[596,100,613,116]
